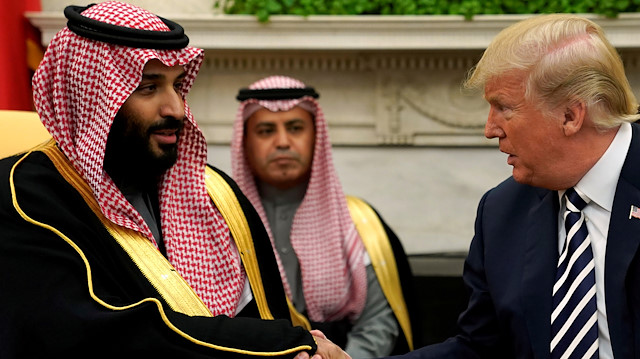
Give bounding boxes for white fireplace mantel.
[27,12,640,147]
[27,12,640,50]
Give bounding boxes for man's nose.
[275,128,290,148]
[160,90,185,120]
[484,111,505,139]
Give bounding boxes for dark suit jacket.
[395,123,640,359]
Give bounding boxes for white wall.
[208,145,512,255]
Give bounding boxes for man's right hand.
[294,330,351,359]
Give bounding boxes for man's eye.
[501,106,515,119]
[137,84,156,93]
[494,104,510,114]
[257,128,273,136]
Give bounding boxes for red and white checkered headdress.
[231,75,367,322]
[32,1,244,316]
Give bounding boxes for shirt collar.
[569,122,631,212]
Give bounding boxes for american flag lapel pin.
[629,205,640,219]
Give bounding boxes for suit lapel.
[522,188,559,359]
[605,124,640,357]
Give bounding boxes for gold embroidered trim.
[204,167,274,321]
[8,140,311,355]
[287,297,312,330]
[39,140,211,317]
[346,195,414,350]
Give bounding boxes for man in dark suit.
[387,14,640,359]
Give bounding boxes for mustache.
[148,117,184,133]
[267,149,302,162]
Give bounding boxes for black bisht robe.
[0,150,316,358]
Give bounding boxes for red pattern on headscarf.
[231,75,367,322]
[32,1,244,317]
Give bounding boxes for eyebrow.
[254,122,275,127]
[254,118,307,127]
[285,118,307,125]
[484,92,502,103]
[141,71,187,81]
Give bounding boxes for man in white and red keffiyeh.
[0,3,350,358]
[231,76,419,358]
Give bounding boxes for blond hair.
[464,14,639,129]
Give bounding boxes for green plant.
[214,0,640,22]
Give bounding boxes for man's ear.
[562,100,586,137]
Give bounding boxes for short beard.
[104,112,183,192]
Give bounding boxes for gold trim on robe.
[346,195,414,351]
[204,166,275,321]
[39,140,212,317]
[284,194,414,349]
[286,297,312,330]
[8,140,313,356]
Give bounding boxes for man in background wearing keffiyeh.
[0,3,350,358]
[231,76,419,358]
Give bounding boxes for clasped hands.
[295,330,352,359]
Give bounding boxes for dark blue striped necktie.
[551,187,598,359]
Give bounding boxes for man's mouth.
[271,155,296,164]
[151,128,179,145]
[499,147,516,166]
[268,151,300,164]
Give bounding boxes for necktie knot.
[564,187,590,212]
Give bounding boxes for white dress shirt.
[557,122,631,359]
